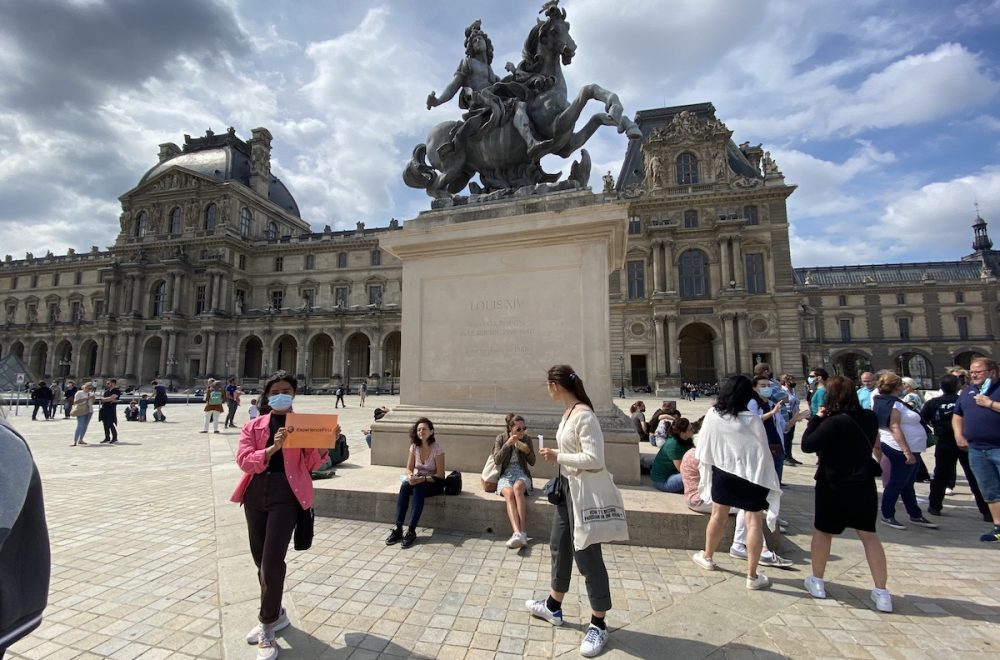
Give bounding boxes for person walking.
[201,380,224,434]
[527,365,628,658]
[30,381,51,421]
[808,368,829,416]
[98,379,121,444]
[779,374,805,466]
[800,375,893,612]
[953,357,1000,542]
[71,383,96,446]
[47,383,60,421]
[224,377,240,428]
[359,381,367,407]
[494,413,535,549]
[151,380,168,422]
[385,418,446,549]
[231,374,328,660]
[62,381,78,419]
[334,384,346,409]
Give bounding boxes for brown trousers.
[243,472,300,624]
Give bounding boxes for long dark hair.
[409,417,436,445]
[547,364,594,410]
[714,375,753,418]
[259,373,298,415]
[750,374,769,409]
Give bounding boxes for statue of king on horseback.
[404,1,642,204]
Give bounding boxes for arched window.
[240,207,252,237]
[683,209,699,228]
[679,249,709,298]
[169,207,182,234]
[151,281,166,317]
[676,153,699,185]
[134,211,147,237]
[204,203,217,231]
[266,221,278,240]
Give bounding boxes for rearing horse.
[404,6,641,200]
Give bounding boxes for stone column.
[721,312,736,374]
[667,314,679,375]
[158,335,168,377]
[94,336,105,378]
[654,316,667,375]
[100,336,113,375]
[651,241,663,293]
[104,279,114,317]
[718,239,731,290]
[165,273,175,313]
[733,236,745,289]
[738,313,751,373]
[124,333,137,377]
[131,276,144,316]
[206,332,217,376]
[662,240,674,292]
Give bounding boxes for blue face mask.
[807,376,816,385]
[268,393,293,411]
[759,386,773,398]
[982,378,993,394]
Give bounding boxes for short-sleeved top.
[630,411,646,442]
[225,384,238,401]
[101,388,121,413]
[857,386,875,410]
[875,396,927,453]
[73,390,93,415]
[410,442,445,476]
[651,436,691,483]
[679,448,702,506]
[153,384,168,405]
[810,386,827,416]
[955,381,1000,450]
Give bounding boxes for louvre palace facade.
[1,105,997,392]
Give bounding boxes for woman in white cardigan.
[692,375,782,590]
[527,365,628,658]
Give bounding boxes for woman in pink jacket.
[230,374,327,660]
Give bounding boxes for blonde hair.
[877,372,902,395]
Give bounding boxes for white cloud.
[782,141,897,218]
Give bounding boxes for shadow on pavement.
[612,630,788,659]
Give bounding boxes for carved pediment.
[647,111,732,145]
[128,168,217,198]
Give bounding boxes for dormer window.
[676,153,699,185]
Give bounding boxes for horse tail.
[403,144,435,190]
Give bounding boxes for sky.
[0,0,999,267]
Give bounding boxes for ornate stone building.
[0,107,996,392]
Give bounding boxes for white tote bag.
[568,469,629,550]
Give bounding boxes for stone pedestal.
[374,191,640,484]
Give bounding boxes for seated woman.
[494,413,536,549]
[650,418,695,493]
[386,418,445,549]
[124,400,140,421]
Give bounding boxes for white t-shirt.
[877,398,927,453]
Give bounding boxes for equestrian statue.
[404,1,642,204]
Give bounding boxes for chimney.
[249,127,273,197]
[158,142,181,162]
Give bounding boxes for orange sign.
[283,412,339,448]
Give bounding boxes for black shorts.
[814,480,877,534]
[710,466,769,512]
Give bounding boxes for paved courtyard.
[4,393,1000,659]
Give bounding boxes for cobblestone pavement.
[4,394,999,659]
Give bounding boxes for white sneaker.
[506,533,524,549]
[525,598,563,626]
[871,588,893,613]
[519,532,530,545]
[728,544,748,559]
[804,575,826,599]
[579,624,609,657]
[256,625,278,660]
[760,552,794,569]
[692,550,717,570]
[246,609,289,644]
[945,487,955,496]
[746,573,771,590]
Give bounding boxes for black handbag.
[543,472,565,505]
[444,470,463,495]
[294,506,314,551]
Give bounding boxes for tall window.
[955,291,965,303]
[335,286,348,307]
[71,301,82,321]
[745,254,766,294]
[274,256,283,272]
[838,294,847,306]
[304,254,315,270]
[27,303,37,323]
[6,304,15,322]
[683,209,698,228]
[337,252,348,268]
[676,152,699,185]
[896,292,905,305]
[151,281,166,317]
[957,315,969,341]
[52,273,60,286]
[302,289,314,308]
[626,260,645,299]
[48,303,59,322]
[235,288,246,312]
[371,249,382,266]
[31,275,38,288]
[195,285,207,314]
[135,211,147,237]
[74,271,82,285]
[898,317,910,340]
[744,205,759,226]
[204,204,217,231]
[628,216,641,234]
[840,319,852,342]
[266,221,278,240]
[239,207,251,237]
[368,284,383,306]
[94,300,104,317]
[679,250,709,298]
[10,276,16,290]
[238,254,246,270]
[270,290,283,310]
[169,207,182,234]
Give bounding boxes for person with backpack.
[201,380,225,434]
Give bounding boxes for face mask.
[759,387,773,398]
[807,377,816,385]
[268,393,293,411]
[982,378,993,394]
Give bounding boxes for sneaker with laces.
[692,550,717,570]
[980,526,1000,542]
[401,530,417,548]
[525,598,563,626]
[880,516,906,530]
[909,516,938,529]
[385,527,403,545]
[506,533,524,549]
[579,624,609,657]
[870,588,893,612]
[760,553,794,569]
[746,573,771,590]
[803,575,826,599]
[256,624,279,660]
[246,609,290,644]
[728,544,748,559]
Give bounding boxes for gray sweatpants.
[549,475,612,612]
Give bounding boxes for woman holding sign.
[230,374,328,660]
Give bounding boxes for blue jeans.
[74,413,92,443]
[968,446,1000,502]
[651,473,684,493]
[394,480,445,529]
[880,443,922,520]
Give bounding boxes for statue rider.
[426,20,544,158]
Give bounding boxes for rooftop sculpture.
[404,1,641,205]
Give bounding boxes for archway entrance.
[309,334,335,381]
[30,341,48,378]
[833,352,872,381]
[242,336,263,380]
[895,352,933,389]
[678,323,716,383]
[54,340,73,382]
[274,335,297,375]
[345,333,370,388]
[141,337,162,384]
[79,339,99,378]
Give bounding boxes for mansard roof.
[793,260,985,286]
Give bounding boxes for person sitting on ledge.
[386,418,446,549]
[494,413,536,549]
[650,418,694,493]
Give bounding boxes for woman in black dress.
[801,375,893,612]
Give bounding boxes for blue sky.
[0,0,998,266]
